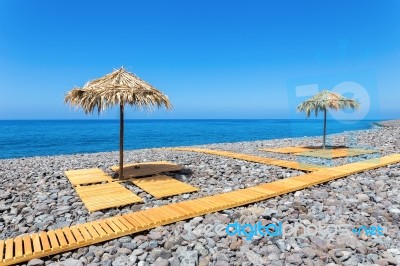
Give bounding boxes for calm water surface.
[0,119,377,159]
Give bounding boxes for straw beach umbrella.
[297,90,360,149]
[65,67,172,178]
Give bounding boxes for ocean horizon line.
[0,118,386,121]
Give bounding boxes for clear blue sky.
[0,0,399,120]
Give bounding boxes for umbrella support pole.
[323,108,327,149]
[119,104,124,178]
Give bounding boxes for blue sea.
[0,119,378,159]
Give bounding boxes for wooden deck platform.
[64,168,113,186]
[1,154,400,265]
[261,146,377,158]
[260,146,322,154]
[171,148,324,171]
[111,161,182,178]
[295,148,377,158]
[132,175,199,199]
[75,183,143,212]
[65,161,184,212]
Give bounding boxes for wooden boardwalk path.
[261,146,377,158]
[1,154,400,265]
[171,147,324,171]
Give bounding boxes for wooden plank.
[117,216,137,231]
[194,197,219,208]
[236,189,266,201]
[174,202,199,214]
[84,223,101,239]
[133,213,151,227]
[242,187,267,198]
[4,239,14,261]
[142,209,166,224]
[159,206,183,220]
[99,221,115,235]
[217,193,243,206]
[248,185,277,195]
[208,195,234,207]
[185,200,214,212]
[54,229,68,248]
[244,186,269,196]
[280,178,309,186]
[62,228,77,245]
[193,199,222,212]
[0,240,4,262]
[110,218,128,232]
[91,222,108,237]
[272,179,302,189]
[218,191,248,204]
[31,233,42,255]
[47,230,60,250]
[232,190,259,201]
[122,214,145,229]
[76,225,91,241]
[39,231,51,252]
[137,211,164,224]
[71,227,85,244]
[23,235,33,256]
[213,194,235,205]
[168,204,194,217]
[13,236,23,258]
[292,175,320,184]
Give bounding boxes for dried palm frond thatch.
[297,90,360,149]
[65,68,172,113]
[65,67,172,178]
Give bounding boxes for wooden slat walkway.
[64,168,113,186]
[111,161,182,178]
[294,148,377,158]
[75,183,143,212]
[260,146,321,154]
[132,175,199,199]
[171,148,324,171]
[1,154,400,265]
[260,146,377,158]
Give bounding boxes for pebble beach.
[1,121,400,266]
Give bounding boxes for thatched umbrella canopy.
[297,90,360,149]
[65,67,172,178]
